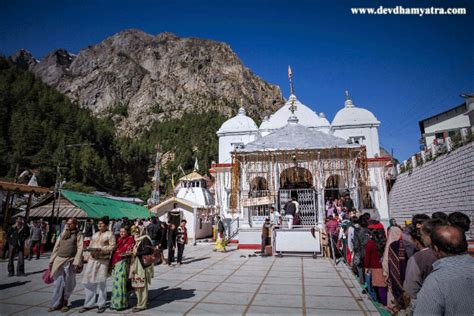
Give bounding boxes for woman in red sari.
[365,227,387,305]
[110,226,135,311]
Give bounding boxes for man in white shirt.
[269,207,281,226]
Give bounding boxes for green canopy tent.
[18,190,150,220]
[19,190,150,219]
[60,190,150,219]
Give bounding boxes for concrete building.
[419,94,473,147]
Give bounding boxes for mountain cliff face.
[11,29,284,135]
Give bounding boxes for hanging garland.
[230,155,240,213]
[234,146,369,194]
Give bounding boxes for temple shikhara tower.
[212,71,391,230]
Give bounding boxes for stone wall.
[389,142,473,238]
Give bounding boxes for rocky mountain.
[10,29,284,135]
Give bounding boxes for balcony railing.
[398,128,472,174]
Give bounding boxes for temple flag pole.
[288,65,296,114]
[288,65,294,95]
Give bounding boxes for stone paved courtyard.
[0,244,379,315]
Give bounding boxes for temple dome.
[261,94,325,130]
[217,107,258,135]
[319,112,330,127]
[332,92,380,127]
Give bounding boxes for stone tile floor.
[0,244,380,315]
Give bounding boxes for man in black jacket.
[7,216,30,276]
[167,224,177,266]
[158,222,168,250]
[147,217,160,246]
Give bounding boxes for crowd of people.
[2,203,473,315]
[0,217,50,276]
[324,209,473,315]
[3,215,189,313]
[325,193,355,219]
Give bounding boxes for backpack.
[141,236,161,267]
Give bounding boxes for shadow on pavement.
[70,298,85,308]
[148,287,196,308]
[182,257,210,264]
[0,280,31,290]
[68,286,196,310]
[26,269,44,276]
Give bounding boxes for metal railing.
[226,217,240,241]
[279,188,318,225]
[398,128,473,174]
[246,190,272,198]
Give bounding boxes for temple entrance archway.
[360,186,375,209]
[279,167,313,189]
[278,167,317,225]
[325,174,345,200]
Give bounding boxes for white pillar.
[317,188,325,224]
[193,207,197,246]
[411,156,417,168]
[353,186,360,211]
[420,151,426,163]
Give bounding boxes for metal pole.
[25,192,33,222]
[150,144,161,205]
[51,163,60,225]
[56,184,63,223]
[193,207,197,246]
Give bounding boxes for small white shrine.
[151,168,215,243]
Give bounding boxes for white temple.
[212,89,391,229]
[151,169,215,242]
[176,171,215,207]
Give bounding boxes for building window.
[231,142,244,150]
[435,132,444,139]
[349,136,365,144]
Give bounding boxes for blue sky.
[1,0,472,160]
